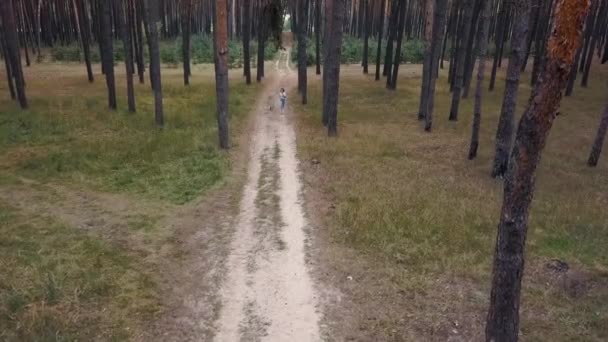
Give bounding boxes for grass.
[1,64,260,204]
[294,63,608,340]
[0,63,263,339]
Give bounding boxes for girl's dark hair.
[280,88,284,92]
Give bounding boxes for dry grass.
[295,62,608,341]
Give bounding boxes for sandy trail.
[214,49,321,341]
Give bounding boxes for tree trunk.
[243,0,252,83]
[215,0,230,148]
[424,0,448,131]
[1,26,17,100]
[145,0,164,126]
[101,0,117,110]
[383,0,399,77]
[298,0,309,104]
[375,0,386,81]
[362,0,370,73]
[489,0,507,91]
[468,0,491,159]
[116,0,136,112]
[485,1,589,340]
[1,0,28,108]
[136,0,146,84]
[588,92,608,166]
[315,0,321,75]
[448,0,474,121]
[387,0,406,90]
[75,0,94,82]
[581,0,606,87]
[182,0,192,85]
[490,0,531,178]
[322,0,334,126]
[418,0,435,120]
[324,0,345,137]
[256,4,265,82]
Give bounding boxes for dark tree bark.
[324,0,345,137]
[182,0,193,85]
[101,0,117,110]
[362,0,370,74]
[565,43,584,96]
[322,0,333,126]
[418,0,435,120]
[375,0,386,81]
[298,0,309,104]
[462,0,482,99]
[1,26,17,100]
[588,92,608,166]
[485,1,589,340]
[75,0,94,82]
[145,0,164,126]
[1,0,28,108]
[581,0,606,87]
[424,0,448,131]
[387,0,406,90]
[383,0,399,77]
[215,0,230,148]
[315,0,321,75]
[489,0,507,91]
[256,4,265,82]
[521,0,541,72]
[243,0,252,83]
[490,0,531,178]
[448,0,474,121]
[136,0,146,84]
[468,0,491,159]
[115,0,136,112]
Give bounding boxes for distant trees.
[100,0,116,110]
[485,1,589,340]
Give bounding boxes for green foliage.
[50,35,278,69]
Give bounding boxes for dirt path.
[214,49,322,341]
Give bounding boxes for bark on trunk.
[375,0,386,81]
[145,0,164,126]
[490,0,531,178]
[1,0,27,108]
[182,0,193,85]
[588,92,608,166]
[424,0,448,131]
[387,0,406,90]
[418,0,435,120]
[324,0,345,137]
[362,0,370,73]
[101,0,117,110]
[489,0,507,91]
[448,0,475,121]
[298,0,309,104]
[468,0,491,159]
[315,0,321,75]
[243,0,252,83]
[215,0,231,148]
[116,0,136,112]
[485,1,589,340]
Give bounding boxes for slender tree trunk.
[1,0,27,108]
[418,0,435,120]
[325,0,345,137]
[424,0,449,131]
[581,0,606,87]
[182,0,192,85]
[485,1,589,340]
[388,0,406,90]
[256,5,265,82]
[101,0,117,109]
[243,0,251,83]
[215,0,230,148]
[489,0,507,91]
[298,0,309,104]
[116,0,136,112]
[462,0,482,98]
[588,92,608,166]
[76,0,94,82]
[448,0,474,121]
[362,0,370,73]
[383,0,399,77]
[1,26,17,100]
[145,0,164,126]
[468,0,491,159]
[375,0,386,80]
[136,0,146,84]
[322,0,334,126]
[491,0,531,178]
[565,44,583,96]
[521,0,541,72]
[315,0,321,75]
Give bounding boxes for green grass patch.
[0,201,160,340]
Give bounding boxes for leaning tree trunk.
[325,0,345,137]
[116,0,136,112]
[76,0,94,82]
[243,0,252,84]
[448,0,474,121]
[490,0,531,178]
[468,0,491,159]
[215,0,230,149]
[101,0,117,110]
[182,0,193,85]
[375,0,386,81]
[587,92,608,166]
[485,1,589,341]
[1,0,28,108]
[1,24,17,100]
[145,0,164,126]
[581,0,607,87]
[489,0,507,91]
[298,0,309,104]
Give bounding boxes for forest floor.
[2,50,608,341]
[294,61,608,341]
